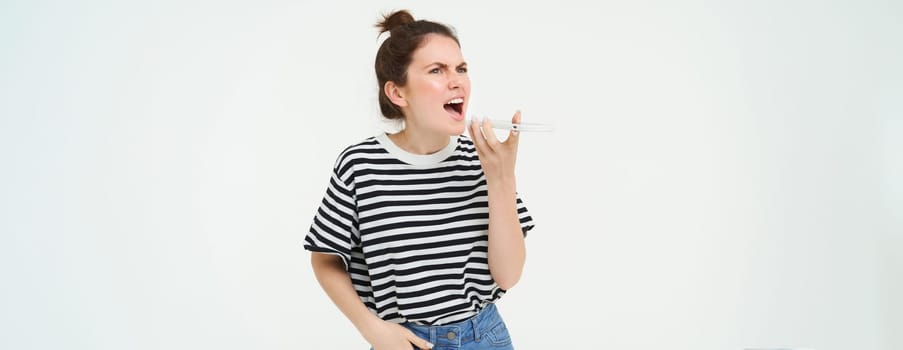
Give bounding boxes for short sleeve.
[303,166,358,270]
[515,192,535,237]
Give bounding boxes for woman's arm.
[310,253,433,349]
[469,111,527,290]
[485,178,527,290]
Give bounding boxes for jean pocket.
[484,321,512,347]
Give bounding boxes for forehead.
[410,34,464,65]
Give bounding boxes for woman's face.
[398,34,470,136]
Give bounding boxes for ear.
[384,81,408,108]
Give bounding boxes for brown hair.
[374,10,460,120]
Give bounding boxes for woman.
[304,9,535,350]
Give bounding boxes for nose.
[448,72,463,89]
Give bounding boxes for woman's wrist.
[486,175,516,195]
[354,313,386,337]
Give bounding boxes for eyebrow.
[424,62,468,69]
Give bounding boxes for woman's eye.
[429,68,441,74]
[457,67,468,73]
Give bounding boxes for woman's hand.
[361,318,433,350]
[469,110,521,187]
[469,111,526,289]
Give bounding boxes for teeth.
[446,98,464,104]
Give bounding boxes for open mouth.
[443,97,464,119]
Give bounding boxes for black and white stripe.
[304,134,535,326]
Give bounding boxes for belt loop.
[471,315,480,342]
[430,326,437,345]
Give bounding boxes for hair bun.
[376,10,415,34]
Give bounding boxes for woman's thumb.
[507,110,522,144]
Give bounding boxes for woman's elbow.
[494,274,521,290]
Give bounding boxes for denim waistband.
[403,303,502,348]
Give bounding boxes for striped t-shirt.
[304,133,535,326]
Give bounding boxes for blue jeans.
[370,303,514,350]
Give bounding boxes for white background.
[1,0,900,349]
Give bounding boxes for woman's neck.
[388,123,450,155]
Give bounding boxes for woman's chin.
[448,123,466,135]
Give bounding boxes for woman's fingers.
[406,331,433,349]
[469,118,487,153]
[481,117,500,151]
[470,112,522,156]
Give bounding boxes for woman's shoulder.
[328,136,383,173]
[337,136,381,158]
